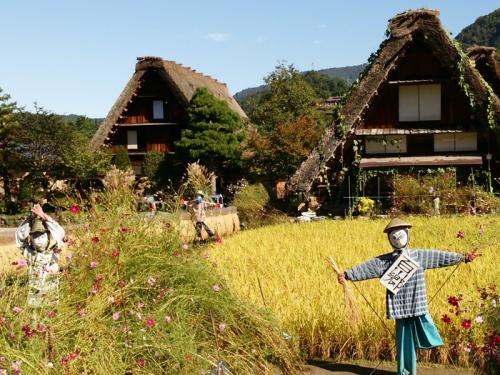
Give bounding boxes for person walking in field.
[184,190,217,241]
[15,203,65,308]
[337,218,479,375]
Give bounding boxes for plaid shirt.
[345,249,464,319]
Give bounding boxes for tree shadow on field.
[307,360,394,375]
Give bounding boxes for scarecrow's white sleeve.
[15,219,31,250]
[45,217,65,249]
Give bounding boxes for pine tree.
[176,88,245,191]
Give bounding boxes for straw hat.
[195,190,205,197]
[383,218,412,233]
[30,217,48,235]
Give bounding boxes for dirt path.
[305,361,475,375]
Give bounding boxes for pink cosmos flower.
[164,315,172,323]
[107,296,115,303]
[138,302,145,309]
[120,227,129,233]
[215,236,223,244]
[78,310,86,317]
[182,243,189,250]
[111,250,120,257]
[112,312,120,321]
[461,319,472,329]
[475,315,484,324]
[456,230,465,238]
[95,274,104,282]
[12,306,23,314]
[146,319,155,327]
[91,236,99,244]
[89,261,98,269]
[218,323,226,332]
[136,359,145,367]
[173,250,180,257]
[212,284,221,292]
[70,205,79,214]
[441,314,451,324]
[136,312,143,320]
[12,259,27,268]
[69,351,80,360]
[147,276,156,286]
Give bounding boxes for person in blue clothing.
[337,218,479,375]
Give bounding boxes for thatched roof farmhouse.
[92,56,246,174]
[289,9,500,196]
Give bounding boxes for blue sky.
[2,1,498,118]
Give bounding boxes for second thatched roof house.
[92,56,246,175]
[289,9,500,198]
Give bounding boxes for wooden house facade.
[289,10,500,196]
[92,57,246,175]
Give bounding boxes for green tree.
[142,150,165,189]
[0,87,19,211]
[66,115,100,139]
[176,87,245,191]
[248,63,318,131]
[113,146,132,171]
[62,132,112,184]
[302,71,350,99]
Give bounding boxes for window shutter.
[153,100,164,119]
[455,132,477,151]
[127,130,138,150]
[419,84,441,121]
[399,85,419,121]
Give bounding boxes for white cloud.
[205,32,230,42]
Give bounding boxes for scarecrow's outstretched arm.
[345,256,387,281]
[416,249,464,269]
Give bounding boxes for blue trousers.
[395,314,444,375]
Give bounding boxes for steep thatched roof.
[289,9,500,194]
[92,56,246,148]
[467,45,500,96]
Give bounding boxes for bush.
[0,187,301,374]
[232,183,279,228]
[142,151,165,189]
[355,197,375,215]
[113,146,132,171]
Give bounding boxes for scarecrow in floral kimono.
[337,218,479,375]
[16,204,65,308]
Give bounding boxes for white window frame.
[127,130,138,150]
[152,100,164,120]
[365,135,407,155]
[399,84,441,122]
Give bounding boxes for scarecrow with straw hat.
[15,204,65,308]
[337,218,479,375]
[184,190,218,241]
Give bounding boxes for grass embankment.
[210,216,499,368]
[0,190,302,374]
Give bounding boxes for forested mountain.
[456,8,500,49]
[234,64,365,103]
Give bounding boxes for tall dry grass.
[0,185,302,374]
[209,215,499,368]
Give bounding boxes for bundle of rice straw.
[327,256,360,326]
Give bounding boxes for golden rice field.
[209,215,500,367]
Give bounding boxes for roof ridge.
[162,59,227,87]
